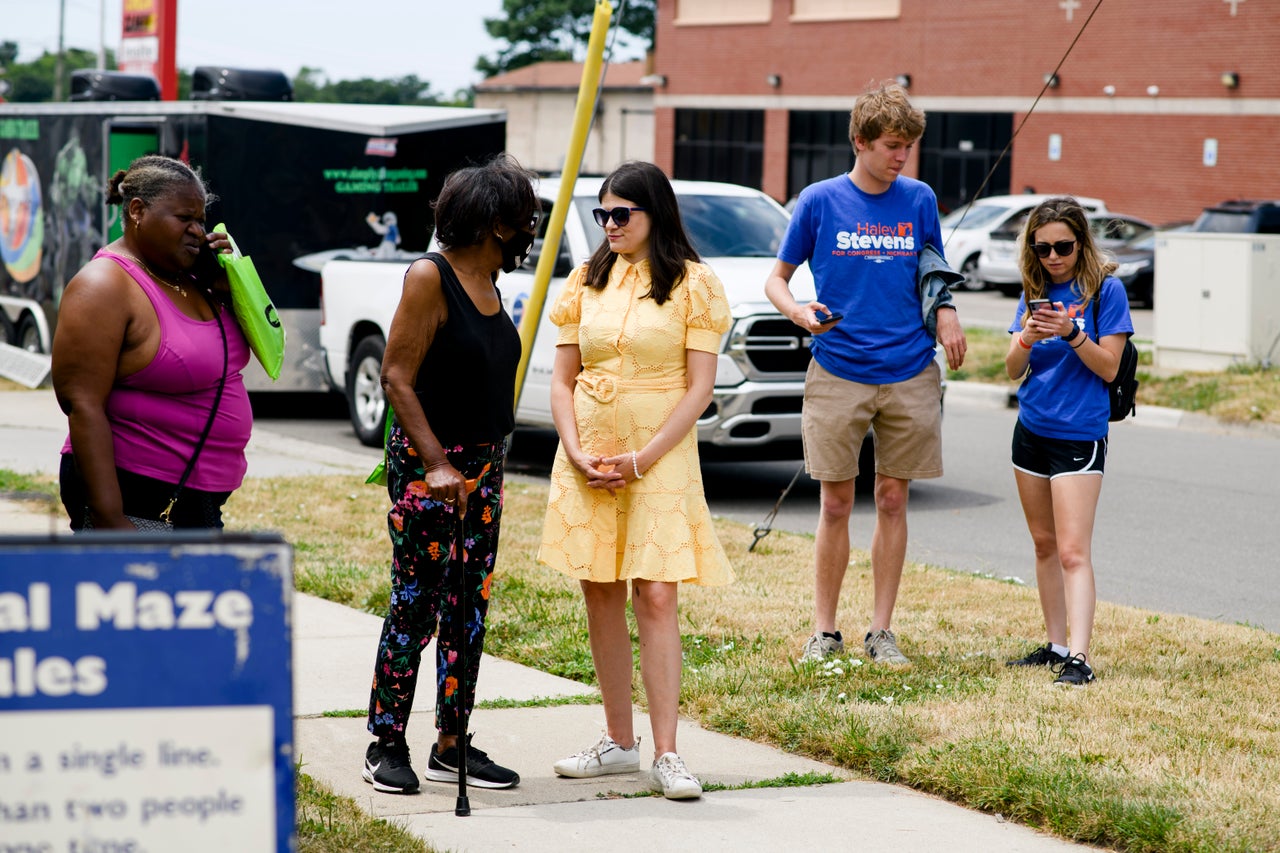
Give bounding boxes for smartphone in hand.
[1027,298,1052,313]
[816,311,844,325]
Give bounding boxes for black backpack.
[1092,296,1139,421]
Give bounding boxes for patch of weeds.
[474,693,602,710]
[702,771,843,793]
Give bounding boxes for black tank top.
[411,253,522,444]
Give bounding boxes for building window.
[791,0,899,22]
[677,0,770,25]
[787,111,855,201]
[918,112,1013,214]
[674,109,764,188]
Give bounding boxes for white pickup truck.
[319,176,823,461]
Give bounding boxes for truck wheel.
[346,336,387,447]
[16,315,43,353]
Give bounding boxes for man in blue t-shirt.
[765,82,967,667]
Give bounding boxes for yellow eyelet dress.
[537,258,735,586]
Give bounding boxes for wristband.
[1063,323,1081,343]
[1070,336,1087,349]
[632,450,643,479]
[1017,334,1032,350]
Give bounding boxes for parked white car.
[978,212,1154,297]
[940,194,1109,290]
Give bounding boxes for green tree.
[478,0,655,78]
[3,49,104,102]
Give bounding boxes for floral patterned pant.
[367,426,507,738]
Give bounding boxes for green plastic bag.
[365,406,394,486]
[214,223,285,380]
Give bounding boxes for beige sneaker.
[864,629,910,666]
[800,631,844,662]
[650,752,702,800]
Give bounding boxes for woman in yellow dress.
[541,161,733,799]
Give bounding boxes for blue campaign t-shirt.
[1008,275,1134,440]
[778,174,943,384]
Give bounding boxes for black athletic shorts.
[1011,420,1106,479]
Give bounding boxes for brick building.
[649,0,1280,225]
[475,60,655,175]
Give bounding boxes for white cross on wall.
[1060,0,1081,21]
[1224,0,1246,15]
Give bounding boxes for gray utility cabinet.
[1154,232,1280,371]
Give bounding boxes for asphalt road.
[261,387,1280,634]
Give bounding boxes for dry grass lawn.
[952,327,1280,427]
[227,474,1280,853]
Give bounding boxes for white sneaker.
[553,734,641,778]
[649,752,702,800]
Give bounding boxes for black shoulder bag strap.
[160,301,229,525]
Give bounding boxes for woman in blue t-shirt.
[1002,197,1134,688]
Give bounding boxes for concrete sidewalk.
[0,389,1084,851]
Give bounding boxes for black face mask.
[499,229,535,273]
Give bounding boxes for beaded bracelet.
[631,451,643,479]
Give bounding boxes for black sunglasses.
[1031,240,1076,259]
[592,206,646,227]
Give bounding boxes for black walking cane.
[452,495,471,817]
[453,464,488,817]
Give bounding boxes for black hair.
[432,154,540,250]
[105,155,213,208]
[584,161,699,305]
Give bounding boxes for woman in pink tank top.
[51,155,252,530]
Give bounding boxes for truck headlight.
[715,354,745,387]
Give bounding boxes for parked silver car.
[940,194,1108,290]
[980,212,1154,297]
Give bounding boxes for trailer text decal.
[322,167,427,194]
[0,120,39,141]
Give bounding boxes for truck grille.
[729,317,813,376]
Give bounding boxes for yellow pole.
[513,0,613,409]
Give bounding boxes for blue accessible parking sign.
[0,532,294,852]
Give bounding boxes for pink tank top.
[62,249,253,492]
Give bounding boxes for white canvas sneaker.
[553,733,642,778]
[649,752,702,800]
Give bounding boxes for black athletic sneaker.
[423,734,520,789]
[362,740,420,794]
[1006,643,1070,668]
[1052,654,1096,687]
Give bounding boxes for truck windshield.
[576,193,790,258]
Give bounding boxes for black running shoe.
[1006,643,1070,668]
[1052,654,1096,687]
[424,734,520,789]
[362,740,420,794]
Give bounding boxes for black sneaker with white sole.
[1006,643,1070,668]
[423,734,520,789]
[362,740,420,794]
[1052,653,1096,687]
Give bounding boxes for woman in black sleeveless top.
[363,155,538,794]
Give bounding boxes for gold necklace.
[114,249,188,297]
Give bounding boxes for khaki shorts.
[802,359,944,482]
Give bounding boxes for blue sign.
[0,532,294,852]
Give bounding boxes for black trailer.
[0,101,505,390]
